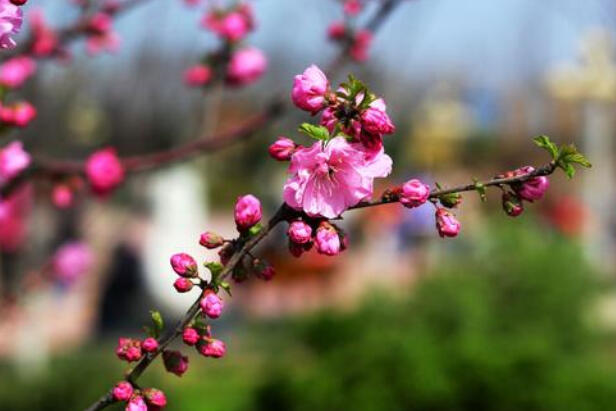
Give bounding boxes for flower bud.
[234,194,262,231]
[287,220,312,244]
[170,253,198,277]
[12,101,36,127]
[142,388,167,409]
[360,105,395,135]
[435,208,460,238]
[126,395,147,411]
[199,231,224,249]
[343,0,362,15]
[51,184,73,209]
[315,222,341,256]
[291,65,329,114]
[183,64,212,87]
[0,140,30,183]
[327,21,346,40]
[502,192,524,217]
[439,192,462,209]
[218,242,235,266]
[200,290,224,319]
[142,337,159,353]
[226,47,267,86]
[268,137,296,161]
[513,166,549,202]
[182,327,200,346]
[115,338,143,362]
[162,350,189,377]
[112,381,133,402]
[399,179,430,208]
[253,258,275,281]
[350,29,372,62]
[173,277,194,293]
[198,338,226,358]
[85,148,125,196]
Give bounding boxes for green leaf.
[248,223,263,237]
[556,143,592,179]
[150,310,164,338]
[298,123,330,141]
[220,281,232,297]
[533,135,559,159]
[205,262,224,279]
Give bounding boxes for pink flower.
[217,12,249,41]
[143,388,167,409]
[199,231,224,249]
[327,21,346,40]
[0,184,31,253]
[502,192,524,217]
[198,338,226,358]
[85,148,125,196]
[183,64,212,87]
[0,141,30,184]
[125,395,147,411]
[350,29,372,62]
[29,10,58,56]
[116,338,143,362]
[162,350,189,377]
[85,13,119,56]
[315,222,341,256]
[400,179,430,208]
[0,0,22,49]
[361,99,395,135]
[291,65,329,114]
[142,337,159,353]
[112,381,133,402]
[170,253,198,277]
[283,137,392,218]
[201,290,224,319]
[343,0,362,16]
[268,136,296,161]
[226,47,267,86]
[514,166,549,202]
[182,327,200,346]
[287,220,312,244]
[234,194,262,230]
[0,57,36,89]
[435,208,460,238]
[52,242,93,284]
[11,101,37,127]
[51,184,73,209]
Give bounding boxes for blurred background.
[2,0,616,409]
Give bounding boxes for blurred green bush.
[253,219,616,411]
[1,219,615,410]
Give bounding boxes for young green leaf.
[298,123,330,141]
[556,144,592,179]
[205,262,224,279]
[150,310,164,338]
[533,135,559,159]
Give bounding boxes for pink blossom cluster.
[327,0,373,62]
[500,166,550,217]
[183,2,267,88]
[0,0,23,50]
[112,381,167,411]
[84,11,120,56]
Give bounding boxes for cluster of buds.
[84,11,120,56]
[181,324,227,359]
[183,2,267,88]
[112,381,167,411]
[499,166,550,217]
[287,219,348,257]
[327,0,373,62]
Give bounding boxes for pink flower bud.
[0,140,30,184]
[112,381,133,402]
[435,208,460,238]
[85,148,125,196]
[51,184,73,209]
[183,64,212,87]
[287,220,312,244]
[52,242,93,284]
[514,166,549,202]
[268,137,296,161]
[116,338,143,362]
[291,65,329,114]
[253,258,275,281]
[0,56,35,89]
[234,194,262,230]
[142,388,167,409]
[125,395,147,411]
[182,327,200,346]
[11,101,36,127]
[198,338,226,358]
[361,104,395,135]
[217,12,249,42]
[350,29,372,62]
[142,337,159,353]
[315,222,341,256]
[170,253,198,277]
[343,0,362,16]
[226,47,267,86]
[502,192,524,217]
[200,290,224,319]
[162,350,189,377]
[173,277,194,293]
[199,231,224,249]
[218,242,235,266]
[327,21,346,40]
[400,179,430,208]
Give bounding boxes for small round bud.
[112,381,133,402]
[142,388,167,409]
[142,337,159,353]
[502,192,524,217]
[200,290,224,319]
[170,253,198,277]
[513,166,549,202]
[182,328,200,346]
[199,231,224,249]
[435,208,460,238]
[315,222,341,256]
[399,179,430,208]
[173,277,194,293]
[268,136,296,161]
[287,220,312,244]
[126,395,147,411]
[162,350,189,377]
[234,194,262,231]
[197,338,227,358]
[253,258,275,281]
